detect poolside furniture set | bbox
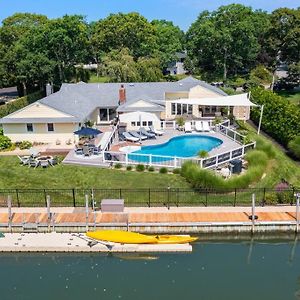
[184,121,210,133]
[122,127,164,142]
[18,154,58,168]
[75,144,101,157]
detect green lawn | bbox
[0,156,190,189]
[88,75,111,83]
[276,89,300,105]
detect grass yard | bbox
[88,75,111,83]
[276,89,300,105]
[0,156,190,189]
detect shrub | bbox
[255,137,276,159]
[288,136,300,159]
[251,87,300,147]
[136,164,145,172]
[180,149,269,189]
[159,167,168,174]
[173,168,181,174]
[198,150,208,158]
[19,141,33,150]
[0,135,12,150]
[148,166,155,172]
[114,163,122,169]
[0,128,3,135]
[0,91,43,118]
[126,165,132,171]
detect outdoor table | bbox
[36,156,53,161]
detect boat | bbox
[86,230,158,244]
[86,230,198,244]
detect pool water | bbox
[129,135,222,162]
[2,239,300,300]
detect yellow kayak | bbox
[86,230,198,244]
[86,230,158,244]
[153,235,198,244]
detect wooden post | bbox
[296,194,299,233]
[251,194,255,233]
[46,195,51,231]
[85,194,89,231]
[7,195,12,231]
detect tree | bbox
[137,56,163,82]
[151,20,185,67]
[264,8,300,67]
[92,13,158,60]
[186,4,269,81]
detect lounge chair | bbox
[138,127,156,139]
[202,121,210,132]
[129,131,148,140]
[28,159,39,168]
[122,132,139,142]
[184,122,192,133]
[195,121,203,132]
[18,155,30,165]
[148,126,163,136]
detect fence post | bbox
[296,193,300,233]
[16,189,20,207]
[7,195,12,231]
[234,188,237,207]
[148,188,151,208]
[167,187,170,209]
[174,157,177,168]
[72,189,76,207]
[291,187,295,206]
[125,153,128,165]
[205,189,208,207]
[149,154,152,166]
[85,194,89,231]
[44,189,47,207]
[263,188,266,206]
[119,189,122,199]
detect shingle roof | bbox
[3,77,227,123]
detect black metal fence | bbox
[0,188,299,208]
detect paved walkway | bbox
[0,206,298,225]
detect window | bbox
[182,104,187,115]
[171,103,176,115]
[26,123,33,132]
[47,123,54,132]
[137,121,141,126]
[131,122,136,126]
[142,121,147,126]
[188,104,193,115]
[177,103,182,115]
[148,121,153,126]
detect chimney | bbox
[119,84,126,105]
[46,83,53,97]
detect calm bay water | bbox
[1,239,300,300]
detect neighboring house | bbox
[0,86,18,105]
[166,52,187,75]
[0,76,251,145]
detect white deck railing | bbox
[216,124,245,144]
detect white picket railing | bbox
[103,142,256,169]
[216,124,245,144]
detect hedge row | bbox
[0,91,43,119]
[250,87,300,147]
[180,138,275,189]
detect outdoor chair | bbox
[122,132,139,142]
[184,122,192,133]
[48,157,58,166]
[75,148,83,155]
[148,126,163,136]
[138,127,156,139]
[195,121,203,132]
[202,121,210,132]
[129,131,147,140]
[28,159,40,169]
[40,160,49,168]
[83,146,91,157]
[17,155,29,165]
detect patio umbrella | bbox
[74,127,102,136]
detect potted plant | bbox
[176,117,185,131]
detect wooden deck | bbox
[0,210,297,225]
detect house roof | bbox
[0,117,78,124]
[0,77,227,123]
[117,97,165,113]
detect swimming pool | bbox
[129,135,222,162]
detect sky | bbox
[0,0,299,30]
